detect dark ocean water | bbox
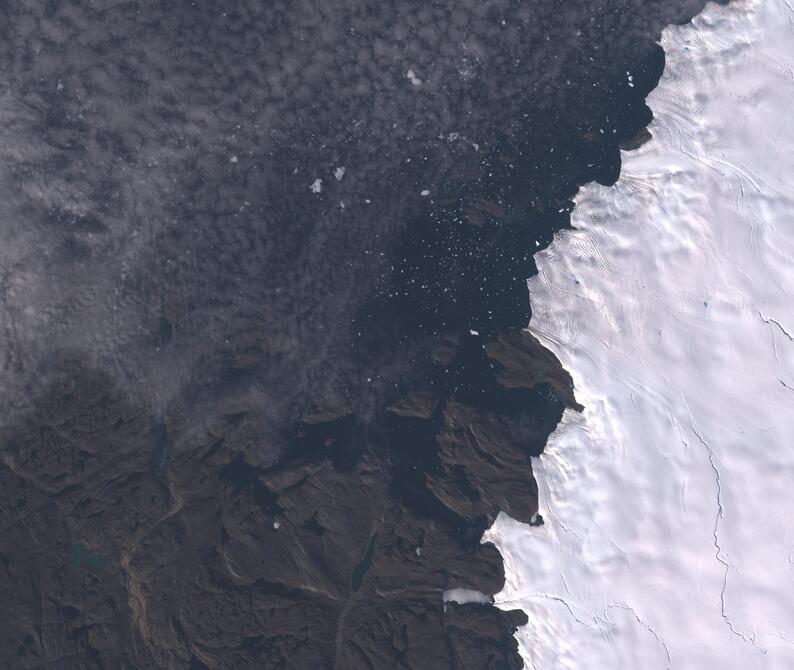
[0,1,726,667]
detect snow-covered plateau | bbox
[484,0,794,667]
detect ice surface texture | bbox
[486,0,794,667]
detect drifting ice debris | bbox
[421,189,430,196]
[469,329,479,336]
[334,166,346,180]
[406,69,422,86]
[229,155,238,163]
[310,178,323,194]
[273,520,280,530]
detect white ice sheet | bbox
[485,1,794,667]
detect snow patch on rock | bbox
[443,588,493,606]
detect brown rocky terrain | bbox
[0,0,726,667]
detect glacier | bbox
[485,0,794,667]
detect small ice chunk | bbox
[334,166,346,181]
[406,69,422,86]
[273,520,280,530]
[469,329,479,336]
[310,178,323,194]
[230,155,238,163]
[415,546,422,557]
[421,189,430,196]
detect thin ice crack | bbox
[758,310,794,341]
[496,594,594,628]
[601,603,671,669]
[691,425,765,653]
[535,459,585,544]
[768,631,794,647]
[499,595,674,666]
